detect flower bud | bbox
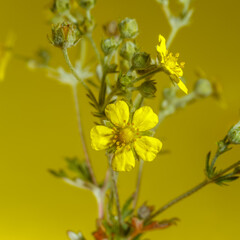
[138,80,156,98]
[132,52,151,70]
[120,41,136,60]
[52,0,70,13]
[101,37,118,55]
[118,18,138,39]
[137,203,154,220]
[194,79,213,97]
[48,22,81,49]
[228,121,240,144]
[103,21,119,37]
[119,74,132,86]
[77,0,96,9]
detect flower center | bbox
[164,52,185,77]
[119,127,135,144]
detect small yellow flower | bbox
[157,34,188,94]
[0,33,15,82]
[90,101,162,172]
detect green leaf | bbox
[48,169,67,178]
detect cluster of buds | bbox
[48,22,81,49]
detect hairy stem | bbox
[133,159,144,209]
[72,86,97,185]
[62,47,89,90]
[112,171,123,227]
[166,27,178,48]
[87,33,102,65]
[149,161,240,220]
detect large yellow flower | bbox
[90,101,162,172]
[157,34,188,94]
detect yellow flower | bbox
[157,34,188,94]
[90,101,162,172]
[0,33,15,82]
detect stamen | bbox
[175,53,179,58]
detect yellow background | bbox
[0,0,240,239]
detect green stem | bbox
[109,159,123,227]
[87,33,102,65]
[72,86,97,185]
[166,27,178,48]
[149,161,240,220]
[62,47,89,90]
[133,159,144,209]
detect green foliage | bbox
[49,157,93,183]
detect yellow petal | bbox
[90,126,114,150]
[177,80,188,94]
[134,136,162,162]
[112,147,135,172]
[105,100,129,128]
[157,34,167,62]
[132,106,158,131]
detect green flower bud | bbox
[52,0,70,13]
[228,121,240,144]
[137,204,154,220]
[120,41,136,60]
[138,80,157,98]
[119,74,132,86]
[194,79,213,97]
[101,37,118,55]
[48,22,81,49]
[132,52,151,70]
[118,18,138,39]
[77,0,96,9]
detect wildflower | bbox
[0,33,15,81]
[157,34,188,94]
[90,101,162,172]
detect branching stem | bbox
[149,161,240,220]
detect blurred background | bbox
[0,0,240,239]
